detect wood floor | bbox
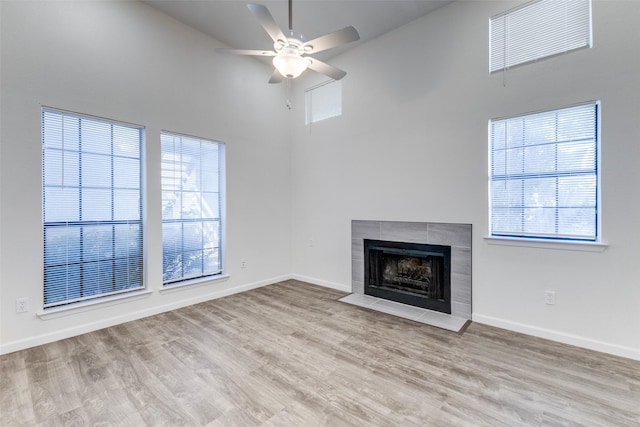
[1,280,639,426]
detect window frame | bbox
[488,101,601,243]
[305,79,342,125]
[41,107,145,310]
[160,130,226,286]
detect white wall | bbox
[0,1,292,353]
[2,0,639,361]
[290,0,640,360]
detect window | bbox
[42,109,144,308]
[161,132,225,284]
[305,80,342,125]
[490,0,592,72]
[489,102,599,241]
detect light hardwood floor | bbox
[1,280,639,426]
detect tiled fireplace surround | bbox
[347,220,472,329]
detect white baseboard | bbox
[473,313,640,362]
[0,275,290,356]
[290,274,351,293]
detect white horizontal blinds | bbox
[490,103,598,240]
[42,109,144,308]
[490,0,591,72]
[305,80,342,125]
[161,132,223,284]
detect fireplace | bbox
[364,239,451,314]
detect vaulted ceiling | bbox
[144,1,453,62]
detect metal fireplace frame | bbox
[364,239,452,314]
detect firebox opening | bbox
[364,239,451,314]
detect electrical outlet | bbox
[16,297,29,313]
[309,239,314,247]
[240,258,247,269]
[544,290,556,305]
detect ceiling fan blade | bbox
[247,4,287,43]
[268,69,283,84]
[303,26,360,54]
[307,58,347,81]
[215,48,276,56]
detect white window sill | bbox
[484,236,608,252]
[160,274,230,294]
[37,289,153,320]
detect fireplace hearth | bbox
[364,239,451,314]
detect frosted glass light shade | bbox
[273,53,309,79]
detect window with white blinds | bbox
[490,0,592,73]
[305,80,342,125]
[161,132,225,285]
[489,102,599,241]
[42,109,144,308]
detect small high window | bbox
[305,80,342,125]
[490,0,592,72]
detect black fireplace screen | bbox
[364,239,451,314]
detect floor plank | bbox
[1,280,639,426]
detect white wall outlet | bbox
[240,258,246,269]
[308,239,314,247]
[544,290,556,305]
[16,297,29,313]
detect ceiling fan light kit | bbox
[215,1,360,83]
[273,51,310,79]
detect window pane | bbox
[523,177,556,208]
[182,249,203,277]
[44,227,81,266]
[558,208,596,237]
[203,248,221,273]
[113,127,140,157]
[523,207,556,235]
[82,153,111,188]
[114,157,140,189]
[80,119,111,154]
[557,141,595,173]
[202,192,220,219]
[43,149,79,187]
[162,191,181,220]
[523,144,556,174]
[82,225,114,262]
[44,187,79,222]
[113,189,140,221]
[82,189,112,221]
[181,192,201,219]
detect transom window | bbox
[42,108,144,308]
[490,0,592,72]
[489,102,599,241]
[161,131,225,284]
[305,80,342,125]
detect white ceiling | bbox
[144,1,453,62]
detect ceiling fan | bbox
[215,0,360,83]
